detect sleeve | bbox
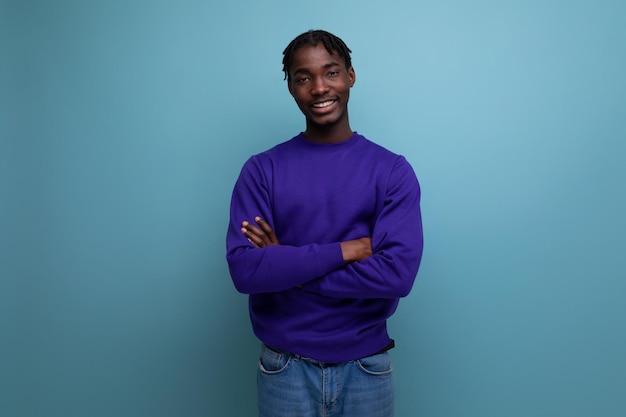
[225,155,345,294]
[300,156,423,299]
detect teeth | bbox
[313,100,334,108]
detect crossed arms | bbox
[241,216,373,263]
[235,210,421,299]
[227,155,423,299]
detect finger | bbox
[255,217,280,245]
[241,220,266,247]
[246,223,267,239]
[255,217,273,233]
[242,220,274,247]
[241,220,265,238]
[247,218,273,245]
[241,226,266,248]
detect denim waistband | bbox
[265,340,395,366]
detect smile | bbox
[312,100,336,108]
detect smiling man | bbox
[226,30,424,417]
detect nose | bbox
[311,76,329,95]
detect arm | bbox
[233,213,374,293]
[226,157,345,294]
[243,216,373,264]
[301,157,423,299]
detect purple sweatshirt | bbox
[226,132,423,363]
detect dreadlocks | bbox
[282,30,353,81]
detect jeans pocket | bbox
[258,344,292,375]
[356,352,393,376]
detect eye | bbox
[328,71,339,77]
[296,77,309,84]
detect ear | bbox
[348,67,356,87]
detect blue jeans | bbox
[257,344,394,417]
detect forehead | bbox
[290,44,345,73]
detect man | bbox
[226,29,423,417]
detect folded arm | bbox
[226,154,423,298]
[234,216,372,288]
[301,158,423,299]
[243,216,373,263]
[226,158,345,294]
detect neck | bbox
[303,120,353,145]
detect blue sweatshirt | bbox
[226,132,423,363]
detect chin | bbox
[308,113,343,126]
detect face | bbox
[287,44,356,132]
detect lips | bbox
[312,99,336,108]
[311,99,338,114]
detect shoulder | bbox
[253,135,303,161]
[355,133,411,166]
[356,133,419,182]
[241,135,301,168]
[356,133,395,153]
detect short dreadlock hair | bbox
[282,30,352,81]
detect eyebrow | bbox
[292,61,342,76]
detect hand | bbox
[241,216,280,248]
[340,237,373,263]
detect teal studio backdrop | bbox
[1,1,625,416]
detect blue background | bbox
[2,1,625,416]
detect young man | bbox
[226,30,423,417]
